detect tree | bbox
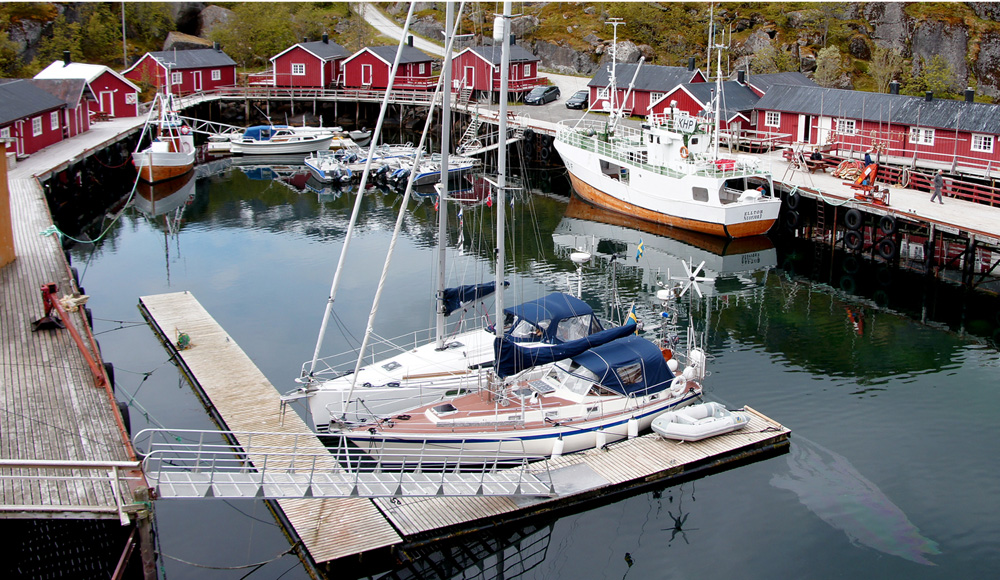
[903,54,959,98]
[750,41,797,74]
[813,45,842,87]
[32,14,82,69]
[79,3,121,65]
[209,3,298,69]
[869,45,904,93]
[124,3,174,51]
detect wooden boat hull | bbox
[132,150,195,184]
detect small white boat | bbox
[132,89,195,183]
[304,151,353,183]
[651,401,750,442]
[230,125,335,155]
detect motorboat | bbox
[304,150,353,183]
[229,125,335,155]
[651,401,750,442]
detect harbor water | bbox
[65,155,1000,579]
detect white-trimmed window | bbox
[910,127,935,145]
[51,111,60,130]
[292,63,305,76]
[211,69,221,81]
[972,134,994,153]
[419,63,426,74]
[1,127,10,139]
[32,117,43,136]
[764,111,780,128]
[597,87,609,100]
[523,63,531,76]
[835,118,856,135]
[171,71,182,85]
[650,92,665,105]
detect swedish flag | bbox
[636,238,645,262]
[626,304,639,333]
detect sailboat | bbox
[132,79,195,184]
[283,4,615,432]
[332,2,705,464]
[552,19,782,239]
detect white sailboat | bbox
[552,19,782,239]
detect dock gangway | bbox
[133,428,555,500]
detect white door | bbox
[193,71,202,91]
[361,64,372,86]
[100,91,115,116]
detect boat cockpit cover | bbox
[568,335,672,397]
[441,281,508,316]
[503,292,603,343]
[493,321,636,378]
[243,125,289,141]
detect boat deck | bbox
[139,290,790,565]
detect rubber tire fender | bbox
[877,238,897,260]
[879,215,898,235]
[787,190,800,209]
[845,208,863,230]
[845,229,863,251]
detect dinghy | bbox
[651,401,749,442]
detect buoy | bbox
[596,429,607,449]
[679,146,689,159]
[627,418,639,439]
[552,436,565,458]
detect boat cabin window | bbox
[508,316,548,340]
[555,314,599,342]
[692,186,709,202]
[552,362,600,396]
[614,362,643,385]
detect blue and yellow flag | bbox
[636,238,645,262]
[626,304,639,333]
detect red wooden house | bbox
[649,80,760,131]
[341,38,435,91]
[450,38,540,98]
[35,52,141,118]
[0,79,67,156]
[123,45,237,95]
[588,62,706,117]
[753,84,1000,173]
[270,33,349,88]
[28,78,95,138]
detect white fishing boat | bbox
[304,150,354,183]
[552,21,782,239]
[229,125,335,155]
[131,85,195,183]
[651,401,750,442]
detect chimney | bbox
[303,37,308,43]
[889,80,899,95]
[214,41,220,52]
[965,87,975,102]
[408,35,413,47]
[737,70,746,85]
[63,50,71,66]
[688,57,695,71]
[510,34,516,46]
[322,32,329,44]
[925,91,933,102]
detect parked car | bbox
[565,89,589,109]
[525,85,560,105]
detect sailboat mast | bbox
[436,3,454,349]
[494,0,511,339]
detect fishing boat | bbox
[229,125,335,155]
[552,23,782,239]
[131,86,195,183]
[651,401,750,442]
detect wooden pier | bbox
[139,290,790,570]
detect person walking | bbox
[931,169,945,204]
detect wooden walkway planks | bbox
[138,291,402,564]
[1,175,134,516]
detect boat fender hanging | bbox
[539,146,550,160]
[679,146,689,159]
[552,436,565,458]
[785,210,799,229]
[627,418,639,439]
[845,229,863,251]
[844,208,863,230]
[787,190,800,209]
[877,238,897,260]
[879,215,898,235]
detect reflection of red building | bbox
[270,34,348,88]
[124,45,237,95]
[35,53,141,118]
[341,38,435,90]
[0,79,67,156]
[450,39,540,96]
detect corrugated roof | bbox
[588,63,697,92]
[297,40,349,60]
[27,78,92,108]
[744,72,816,94]
[147,47,237,69]
[0,79,66,125]
[467,44,539,65]
[35,60,141,92]
[676,81,760,119]
[364,45,434,65]
[755,84,1000,134]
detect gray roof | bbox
[28,78,94,108]
[744,72,816,94]
[466,44,539,65]
[0,79,66,125]
[755,84,1000,134]
[295,40,349,60]
[675,81,760,120]
[363,45,433,65]
[588,64,698,92]
[145,48,237,69]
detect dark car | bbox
[525,85,560,105]
[565,89,589,109]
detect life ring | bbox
[844,208,863,230]
[787,190,801,209]
[877,238,897,260]
[784,210,799,229]
[669,375,687,396]
[900,168,911,188]
[180,126,191,135]
[845,229,863,250]
[879,215,898,235]
[679,146,689,159]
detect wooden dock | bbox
[139,290,790,568]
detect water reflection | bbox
[134,171,195,218]
[771,437,941,565]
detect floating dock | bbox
[139,291,790,570]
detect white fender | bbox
[627,418,639,439]
[552,437,565,458]
[595,429,607,449]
